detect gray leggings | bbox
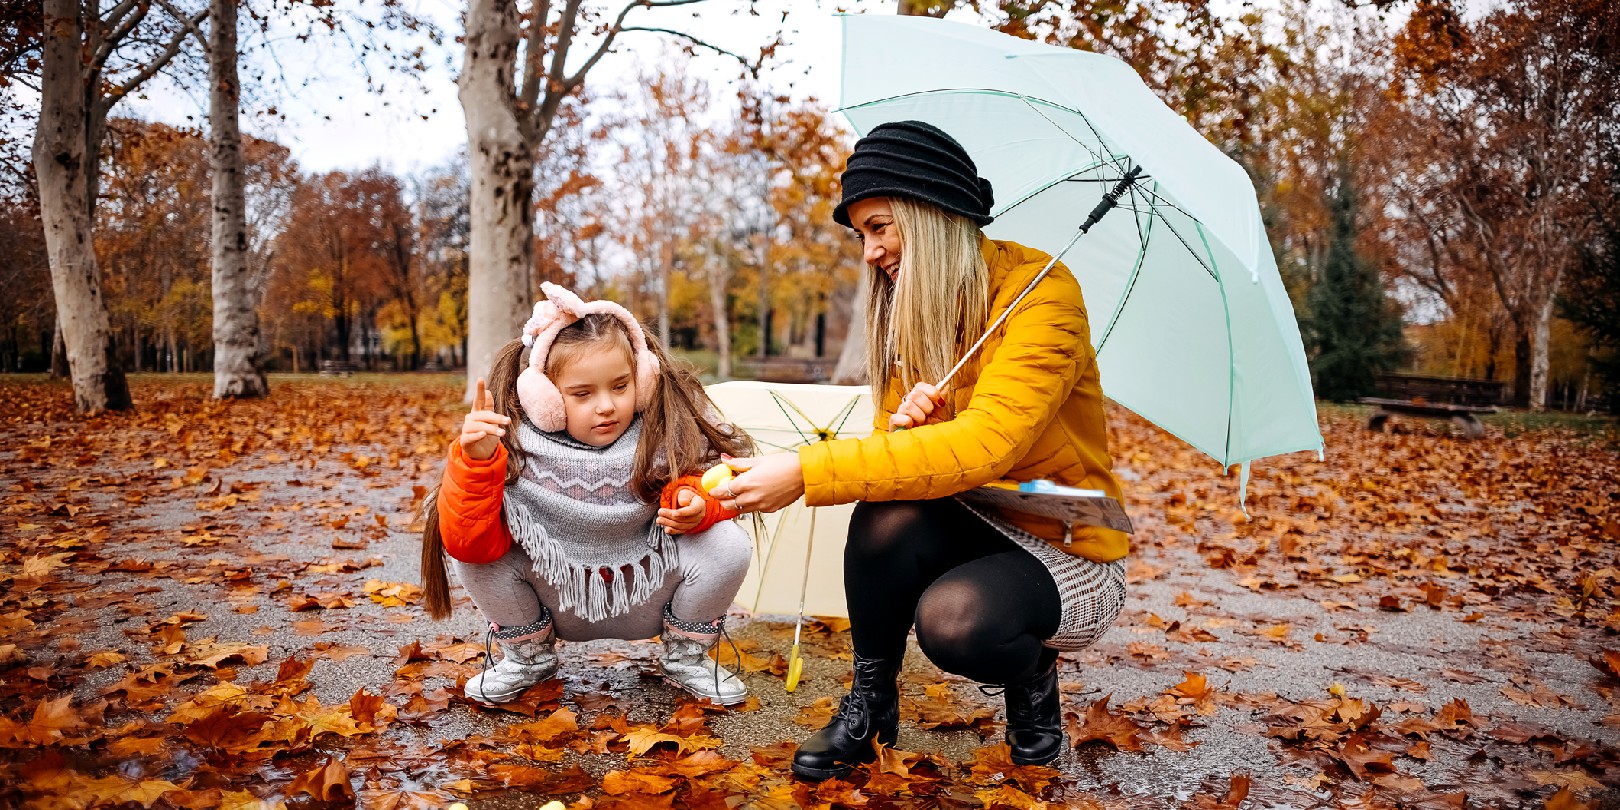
[451,521,753,642]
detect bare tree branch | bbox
[519,0,553,115]
[529,0,582,142]
[599,26,756,80]
[154,0,209,52]
[102,7,206,109]
[93,0,154,71]
[563,0,724,94]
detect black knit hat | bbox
[833,121,995,228]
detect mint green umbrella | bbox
[838,14,1323,481]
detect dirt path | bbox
[2,376,1617,809]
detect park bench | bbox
[319,360,358,377]
[1357,396,1495,438]
[1372,373,1506,407]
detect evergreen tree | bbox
[1304,156,1407,401]
[1559,153,1620,411]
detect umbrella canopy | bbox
[708,381,874,619]
[838,14,1323,471]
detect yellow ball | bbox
[700,463,733,493]
[540,803,566,810]
[447,804,469,810]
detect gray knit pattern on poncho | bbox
[501,416,675,623]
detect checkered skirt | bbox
[956,500,1128,651]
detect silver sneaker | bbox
[659,606,747,705]
[466,617,557,704]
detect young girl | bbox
[421,283,756,705]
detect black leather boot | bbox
[791,655,901,780]
[1004,658,1063,766]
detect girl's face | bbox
[551,346,637,447]
[848,197,902,282]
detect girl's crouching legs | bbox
[452,548,560,703]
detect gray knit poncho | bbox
[501,416,675,623]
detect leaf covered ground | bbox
[2,376,1619,809]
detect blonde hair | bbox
[865,197,989,414]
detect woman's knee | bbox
[913,578,1002,664]
[847,500,937,563]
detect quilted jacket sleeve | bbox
[799,273,1092,506]
[437,442,513,564]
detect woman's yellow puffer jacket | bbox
[797,237,1127,563]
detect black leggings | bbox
[844,499,1061,685]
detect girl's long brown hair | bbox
[421,317,755,620]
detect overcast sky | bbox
[111,0,913,176]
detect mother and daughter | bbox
[419,121,1128,780]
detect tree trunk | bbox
[209,0,268,399]
[458,0,535,400]
[658,238,673,350]
[830,281,869,385]
[50,321,68,378]
[1528,291,1554,413]
[33,0,131,412]
[708,266,731,380]
[1512,332,1531,408]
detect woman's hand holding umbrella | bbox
[889,382,946,431]
[707,454,805,514]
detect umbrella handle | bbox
[786,643,804,692]
[936,165,1143,392]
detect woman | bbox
[716,121,1129,779]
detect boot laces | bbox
[472,622,499,703]
[708,618,744,699]
[831,686,871,737]
[832,658,891,737]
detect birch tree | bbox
[32,0,206,412]
[457,0,746,399]
[208,0,266,398]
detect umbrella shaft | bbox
[937,166,1141,392]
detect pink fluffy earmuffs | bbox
[516,282,660,432]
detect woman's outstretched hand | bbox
[889,382,946,431]
[708,454,805,514]
[460,378,510,461]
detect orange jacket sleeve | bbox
[660,475,741,535]
[437,442,513,564]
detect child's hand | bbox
[460,378,510,461]
[888,382,945,431]
[657,487,706,535]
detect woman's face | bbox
[848,197,902,282]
